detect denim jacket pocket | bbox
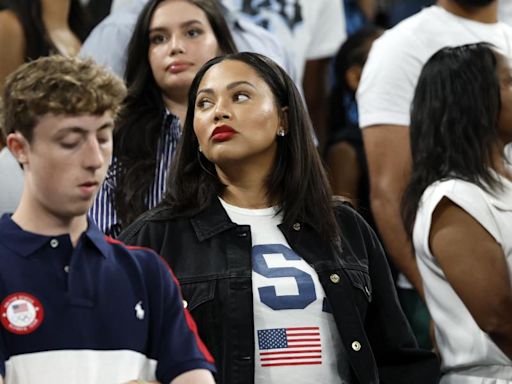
[180,279,216,311]
[343,266,373,302]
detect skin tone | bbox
[41,0,81,56]
[326,141,361,206]
[357,0,377,21]
[148,0,221,124]
[7,112,114,246]
[496,56,512,151]
[0,0,80,89]
[193,60,287,209]
[362,0,499,298]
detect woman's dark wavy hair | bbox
[402,43,504,237]
[113,0,237,227]
[2,0,91,60]
[326,26,382,148]
[163,52,339,242]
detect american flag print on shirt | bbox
[257,327,322,367]
[13,303,28,313]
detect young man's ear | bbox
[6,132,29,166]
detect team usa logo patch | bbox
[1,292,44,335]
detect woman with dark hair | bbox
[90,0,237,236]
[120,51,440,384]
[402,43,512,382]
[0,0,91,87]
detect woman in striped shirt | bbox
[90,0,237,237]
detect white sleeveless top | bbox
[413,175,512,384]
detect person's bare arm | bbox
[0,10,25,90]
[170,369,215,384]
[303,57,331,151]
[362,124,424,297]
[430,198,512,358]
[357,0,377,21]
[326,141,361,206]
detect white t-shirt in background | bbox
[221,0,346,81]
[357,5,512,129]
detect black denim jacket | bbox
[120,199,439,384]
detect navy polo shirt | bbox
[0,214,215,383]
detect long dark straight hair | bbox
[113,0,237,227]
[163,52,339,242]
[402,43,504,237]
[2,0,91,60]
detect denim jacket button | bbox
[292,222,301,231]
[330,273,341,284]
[351,341,361,351]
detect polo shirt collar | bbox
[85,219,111,258]
[0,214,110,259]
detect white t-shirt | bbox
[221,0,346,81]
[357,5,512,129]
[220,198,353,384]
[413,176,512,384]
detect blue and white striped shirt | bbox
[90,112,181,237]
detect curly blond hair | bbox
[1,55,127,141]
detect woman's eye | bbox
[186,28,203,38]
[234,93,249,102]
[149,34,167,44]
[197,99,214,109]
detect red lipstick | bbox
[211,125,236,142]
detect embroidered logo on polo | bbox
[1,292,44,335]
[134,301,145,320]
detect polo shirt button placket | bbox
[50,239,59,248]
